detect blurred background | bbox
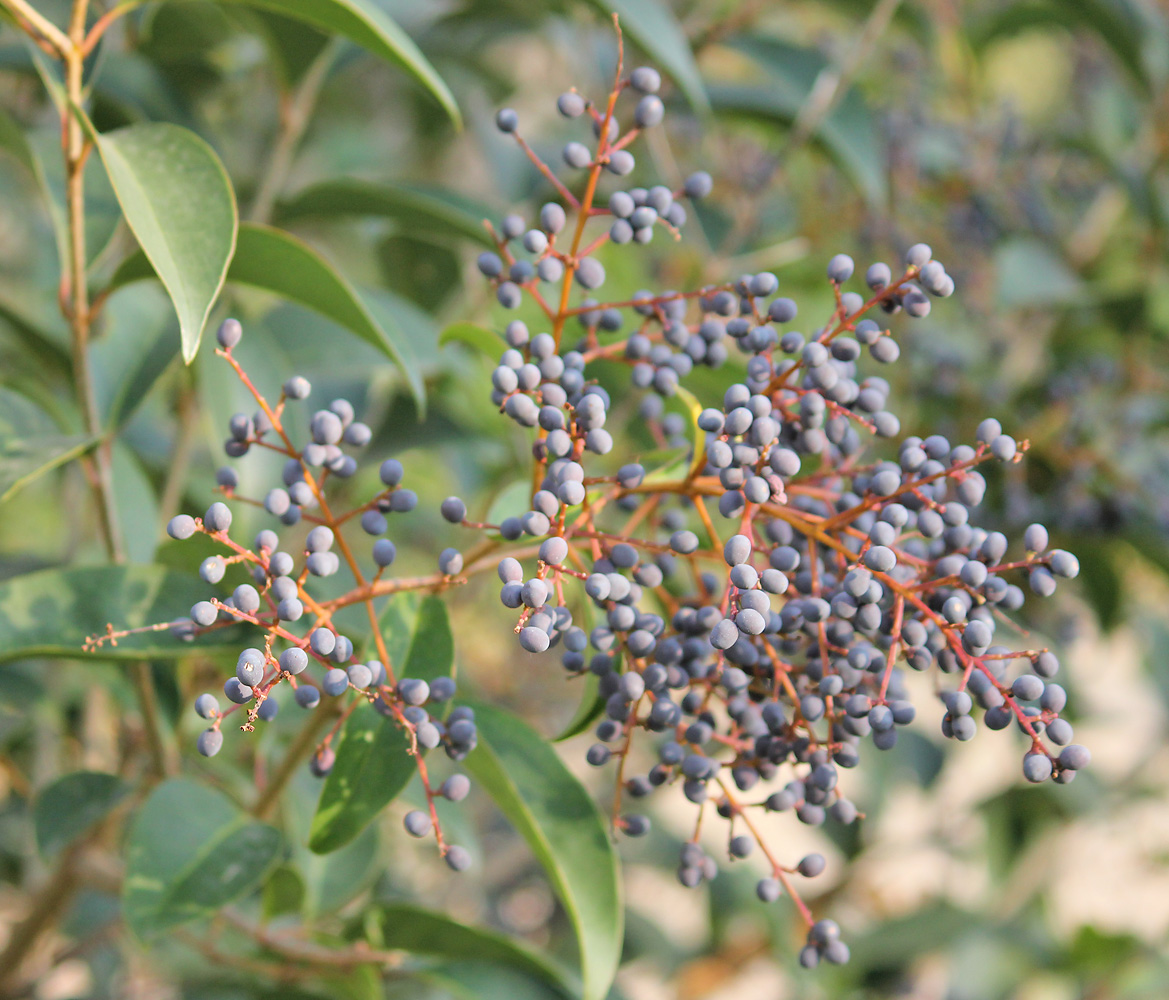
[2,1,1169,998]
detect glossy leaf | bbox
[465,702,622,1000]
[109,224,426,410]
[123,778,281,939]
[277,178,493,245]
[0,565,242,663]
[34,771,131,856]
[308,594,454,853]
[710,36,887,206]
[215,0,460,125]
[373,904,572,995]
[87,122,238,362]
[553,672,605,743]
[423,964,571,1000]
[586,0,708,111]
[359,284,434,415]
[112,442,160,565]
[439,322,507,357]
[0,434,98,504]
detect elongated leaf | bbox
[710,36,887,206]
[112,441,160,565]
[0,103,35,175]
[440,322,507,357]
[123,778,281,939]
[465,703,622,1000]
[88,122,238,362]
[309,594,453,853]
[0,434,98,504]
[277,178,493,245]
[554,672,605,743]
[372,904,572,995]
[360,285,433,416]
[0,565,242,663]
[585,0,708,111]
[424,963,572,1000]
[35,772,131,856]
[28,128,122,274]
[109,224,426,410]
[214,0,460,125]
[0,295,72,377]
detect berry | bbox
[167,514,196,540]
[204,502,232,533]
[197,729,223,757]
[216,318,242,348]
[444,845,472,872]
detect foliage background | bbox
[1,0,1168,998]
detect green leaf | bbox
[123,778,281,939]
[710,36,887,206]
[553,672,605,743]
[111,441,160,565]
[276,178,493,245]
[308,594,453,853]
[88,122,238,363]
[0,434,99,504]
[109,224,426,411]
[244,10,332,89]
[93,284,179,430]
[439,322,507,357]
[485,479,533,538]
[34,771,131,856]
[0,565,242,663]
[585,0,708,112]
[299,817,380,916]
[261,864,306,921]
[465,703,623,1000]
[0,103,36,175]
[359,285,434,416]
[28,127,122,274]
[995,238,1086,308]
[0,294,73,378]
[423,963,572,1000]
[378,234,460,311]
[373,904,572,995]
[214,0,460,125]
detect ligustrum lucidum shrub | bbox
[86,28,1087,976]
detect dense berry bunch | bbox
[89,38,1087,965]
[87,326,478,869]
[462,51,1086,963]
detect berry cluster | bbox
[89,36,1088,964]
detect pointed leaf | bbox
[586,0,708,111]
[465,702,623,1000]
[277,178,493,245]
[123,778,281,939]
[34,771,131,856]
[0,565,243,663]
[710,36,887,206]
[0,434,99,504]
[108,224,426,411]
[372,904,572,995]
[309,594,453,853]
[214,0,460,125]
[88,122,238,362]
[440,322,507,357]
